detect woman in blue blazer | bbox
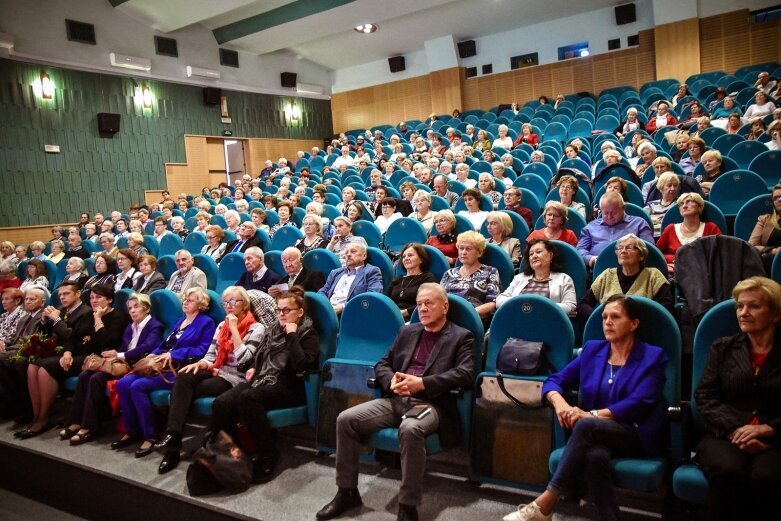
[504,294,668,521]
[114,288,215,457]
[62,292,165,445]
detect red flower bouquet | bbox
[10,333,64,362]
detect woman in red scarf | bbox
[154,286,265,475]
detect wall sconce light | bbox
[285,101,301,122]
[141,84,152,108]
[39,71,53,99]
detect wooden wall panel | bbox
[655,18,701,81]
[699,10,781,76]
[429,68,463,114]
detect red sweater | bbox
[656,222,722,263]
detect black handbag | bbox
[496,337,545,375]
[186,431,252,496]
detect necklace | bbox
[399,274,419,298]
[608,362,622,385]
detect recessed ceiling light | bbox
[354,23,378,34]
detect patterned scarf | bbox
[211,312,256,370]
[438,232,457,244]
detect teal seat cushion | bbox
[267,406,308,429]
[672,463,709,505]
[150,390,171,407]
[64,376,79,392]
[549,448,667,492]
[194,396,215,415]
[367,428,443,454]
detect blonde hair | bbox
[544,201,569,224]
[184,287,210,311]
[732,276,781,317]
[656,171,680,190]
[457,230,487,255]
[677,192,705,210]
[128,292,152,313]
[486,211,513,238]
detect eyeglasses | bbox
[277,307,300,315]
[615,245,638,252]
[773,195,781,202]
[222,298,244,307]
[206,235,216,239]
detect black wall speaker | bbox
[203,87,221,105]
[388,56,405,73]
[97,113,120,133]
[281,72,297,88]
[458,40,476,58]
[615,3,636,25]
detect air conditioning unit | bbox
[296,82,324,95]
[109,52,151,72]
[186,65,221,80]
[0,32,13,50]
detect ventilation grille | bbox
[511,52,538,70]
[220,48,239,68]
[482,64,493,75]
[154,36,178,57]
[66,19,96,45]
[465,66,478,79]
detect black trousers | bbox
[0,352,30,416]
[165,371,231,436]
[211,381,304,456]
[696,434,781,521]
[66,370,114,431]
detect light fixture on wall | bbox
[141,84,152,108]
[285,101,301,122]
[39,71,53,99]
[354,23,378,34]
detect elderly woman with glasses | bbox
[296,213,327,254]
[426,210,459,266]
[557,175,586,219]
[208,286,319,482]
[201,225,227,261]
[657,192,722,274]
[577,233,673,318]
[154,286,263,475]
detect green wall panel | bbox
[0,58,332,227]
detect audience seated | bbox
[327,217,368,267]
[270,248,325,295]
[486,211,521,268]
[748,184,781,275]
[220,221,262,262]
[577,192,654,268]
[440,231,500,320]
[504,295,668,521]
[385,243,437,319]
[316,283,474,521]
[318,242,383,314]
[497,239,577,314]
[236,247,280,293]
[578,233,673,317]
[458,188,490,230]
[426,210,459,265]
[743,91,776,120]
[645,100,678,133]
[556,176,587,219]
[644,172,681,237]
[132,254,166,294]
[296,214,327,254]
[20,259,49,292]
[166,250,207,299]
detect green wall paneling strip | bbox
[0,58,332,227]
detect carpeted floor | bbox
[0,418,660,521]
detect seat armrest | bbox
[297,369,321,380]
[449,387,465,397]
[367,377,377,388]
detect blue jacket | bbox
[318,264,384,301]
[542,339,669,456]
[151,312,216,365]
[120,316,165,365]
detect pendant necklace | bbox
[608,362,622,385]
[399,274,417,298]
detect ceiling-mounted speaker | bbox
[203,87,221,105]
[615,3,636,25]
[281,72,297,88]
[388,56,405,73]
[458,40,476,58]
[97,113,120,134]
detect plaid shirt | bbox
[247,290,278,329]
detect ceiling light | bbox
[354,23,378,34]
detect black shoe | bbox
[135,440,157,459]
[397,504,419,521]
[111,435,141,450]
[154,431,181,451]
[252,451,280,484]
[13,413,33,425]
[18,422,53,440]
[158,449,181,474]
[316,488,362,520]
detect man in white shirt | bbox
[318,243,383,314]
[331,146,354,171]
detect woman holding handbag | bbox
[208,285,320,483]
[503,295,668,521]
[63,292,163,445]
[154,286,265,475]
[113,287,215,457]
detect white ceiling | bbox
[117,0,624,71]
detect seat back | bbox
[302,249,341,279]
[264,250,284,278]
[271,226,304,251]
[150,289,184,336]
[350,220,382,248]
[205,289,227,324]
[183,232,207,255]
[552,240,588,301]
[708,170,769,218]
[142,235,159,257]
[394,244,450,281]
[480,243,514,290]
[748,149,781,189]
[660,200,728,234]
[156,254,177,280]
[734,194,773,241]
[366,247,394,290]
[335,293,405,362]
[158,234,184,258]
[192,254,219,290]
[303,292,340,425]
[485,295,574,373]
[383,217,427,252]
[216,252,246,293]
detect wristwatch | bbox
[590,409,599,417]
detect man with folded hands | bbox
[316,283,474,521]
